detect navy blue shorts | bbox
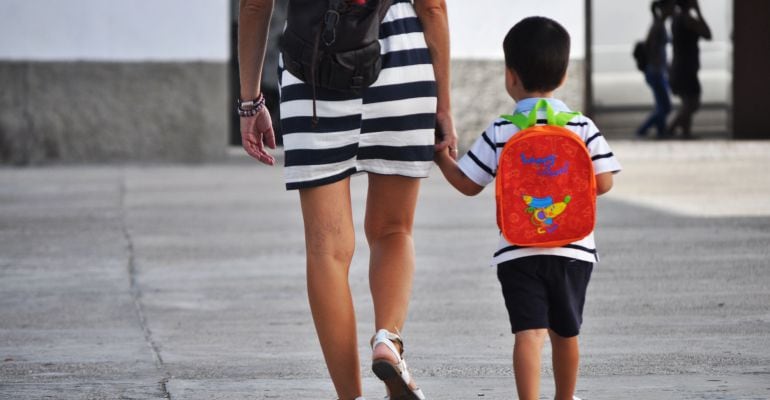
[497,256,593,338]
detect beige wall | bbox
[0,62,228,164]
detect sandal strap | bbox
[372,329,403,361]
[372,329,416,385]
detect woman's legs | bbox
[365,173,421,387]
[298,173,421,398]
[365,174,421,334]
[668,93,701,138]
[299,177,361,400]
[679,94,701,138]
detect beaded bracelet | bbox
[236,93,265,117]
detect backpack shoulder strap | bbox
[499,113,530,130]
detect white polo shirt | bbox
[457,98,622,265]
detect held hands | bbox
[241,107,276,165]
[434,111,459,160]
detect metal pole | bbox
[584,0,593,117]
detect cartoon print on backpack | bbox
[523,195,571,234]
[496,99,596,247]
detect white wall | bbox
[0,0,230,62]
[446,0,586,60]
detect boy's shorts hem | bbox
[497,255,593,338]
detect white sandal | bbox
[371,329,426,400]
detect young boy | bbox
[434,17,621,400]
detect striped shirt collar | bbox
[513,97,571,115]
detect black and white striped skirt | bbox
[278,0,437,190]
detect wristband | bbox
[237,93,265,117]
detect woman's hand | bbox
[435,111,458,159]
[238,0,275,164]
[415,0,456,158]
[241,108,276,165]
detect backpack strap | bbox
[500,99,582,129]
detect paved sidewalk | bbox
[1,141,769,399]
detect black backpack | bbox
[632,41,647,72]
[280,0,393,94]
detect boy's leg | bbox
[546,258,593,400]
[549,330,579,400]
[514,329,548,400]
[498,259,550,400]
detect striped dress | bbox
[278,0,437,190]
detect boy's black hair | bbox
[503,16,570,93]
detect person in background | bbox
[668,0,712,138]
[637,0,675,139]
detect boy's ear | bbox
[505,67,518,86]
[505,67,519,98]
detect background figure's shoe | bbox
[371,329,425,400]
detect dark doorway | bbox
[732,0,770,139]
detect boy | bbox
[434,17,621,400]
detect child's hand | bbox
[433,146,451,164]
[435,111,458,159]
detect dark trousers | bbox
[638,68,672,137]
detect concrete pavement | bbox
[1,141,769,399]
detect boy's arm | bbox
[583,118,620,195]
[596,172,613,196]
[435,148,484,196]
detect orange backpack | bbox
[495,100,596,247]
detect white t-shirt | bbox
[457,97,622,265]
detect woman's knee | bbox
[364,216,414,245]
[364,175,419,243]
[299,181,356,265]
[304,218,356,265]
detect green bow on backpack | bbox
[500,99,581,130]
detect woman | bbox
[237,1,457,399]
[637,0,674,138]
[668,0,711,138]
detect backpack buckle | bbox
[351,76,364,90]
[322,10,340,46]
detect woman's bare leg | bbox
[299,178,361,399]
[365,174,421,335]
